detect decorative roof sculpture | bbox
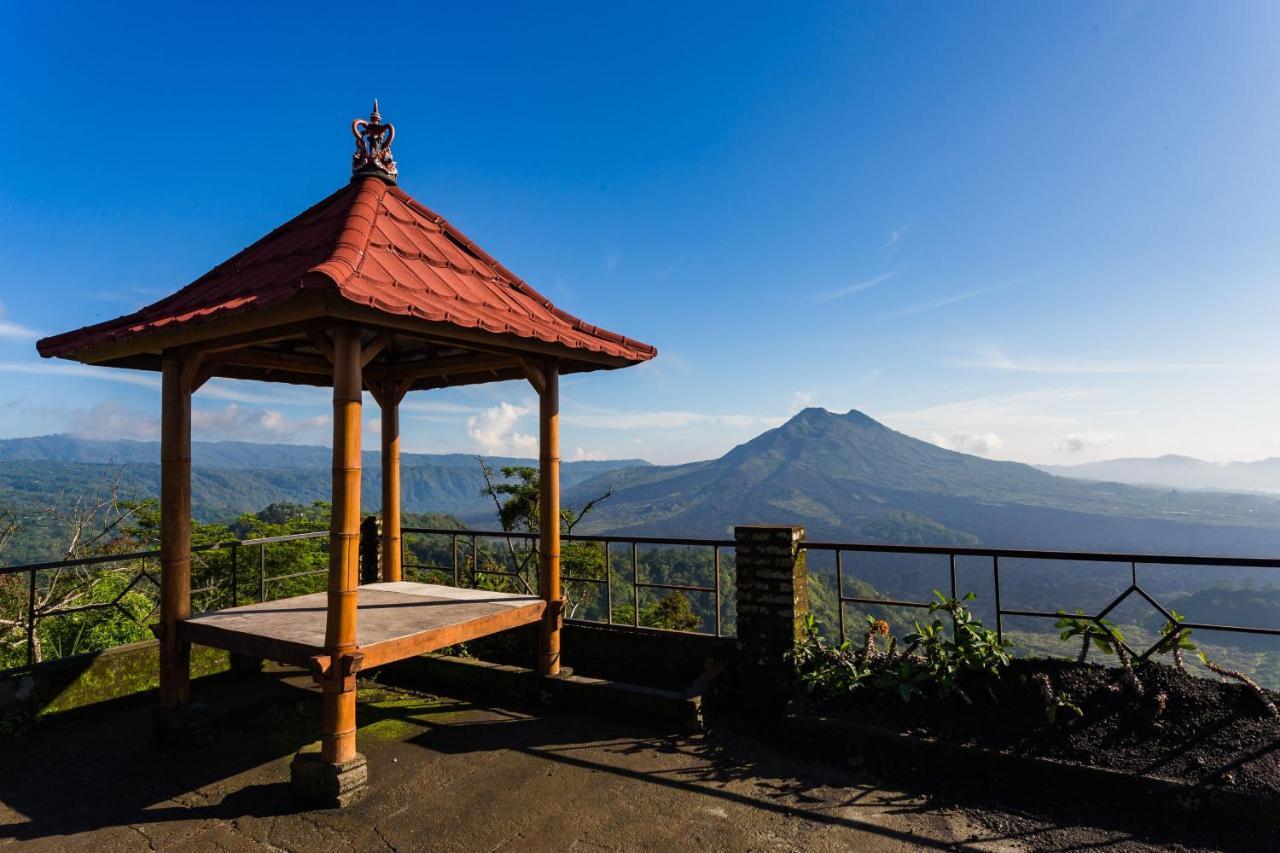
[351,100,397,183]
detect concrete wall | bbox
[0,640,230,719]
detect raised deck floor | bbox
[177,581,545,669]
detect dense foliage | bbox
[0,496,335,670]
[789,591,1012,703]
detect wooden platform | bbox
[177,581,546,670]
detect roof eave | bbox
[35,289,333,365]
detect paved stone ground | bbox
[0,670,1270,851]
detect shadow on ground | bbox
[1,667,1273,851]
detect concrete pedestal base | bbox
[290,743,368,808]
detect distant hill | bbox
[10,417,1280,562]
[0,434,646,477]
[564,408,1280,557]
[0,434,647,532]
[1039,454,1280,494]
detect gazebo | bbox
[35,103,655,804]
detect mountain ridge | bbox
[1039,453,1280,494]
[7,410,1280,559]
[0,434,649,473]
[564,408,1280,556]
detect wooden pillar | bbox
[158,353,192,709]
[537,360,562,676]
[380,382,402,582]
[322,327,363,764]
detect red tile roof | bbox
[37,177,656,364]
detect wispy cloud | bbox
[0,320,42,341]
[0,303,42,341]
[810,271,897,305]
[402,399,484,416]
[885,387,1102,432]
[954,346,1232,375]
[562,407,784,431]
[93,286,165,308]
[0,361,329,408]
[58,400,331,443]
[788,391,815,414]
[192,403,329,442]
[1056,430,1116,454]
[0,360,160,388]
[885,225,912,252]
[200,379,326,406]
[930,431,1004,457]
[68,400,159,440]
[889,283,1008,318]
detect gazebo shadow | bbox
[0,671,324,842]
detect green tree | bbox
[478,459,610,618]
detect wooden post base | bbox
[290,742,368,808]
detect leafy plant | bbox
[1197,651,1279,718]
[871,656,930,702]
[1028,672,1082,725]
[905,592,1011,702]
[1153,609,1197,671]
[788,591,1011,704]
[1055,610,1124,662]
[787,613,869,696]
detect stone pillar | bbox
[734,525,808,706]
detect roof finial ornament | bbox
[351,100,398,183]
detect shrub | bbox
[788,591,1011,703]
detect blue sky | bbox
[2,2,1279,465]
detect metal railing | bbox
[0,530,327,673]
[401,527,735,637]
[802,540,1280,660]
[9,523,1279,675]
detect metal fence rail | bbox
[802,540,1280,658]
[0,530,328,672]
[9,523,1280,676]
[401,526,735,637]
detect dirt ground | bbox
[0,669,1275,851]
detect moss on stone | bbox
[0,640,231,719]
[357,690,454,740]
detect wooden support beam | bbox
[158,353,193,709]
[212,348,334,377]
[322,326,363,765]
[189,361,217,393]
[361,332,394,367]
[537,359,562,677]
[309,330,335,363]
[379,380,405,583]
[519,357,546,395]
[178,352,206,392]
[384,353,517,383]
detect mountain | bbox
[1039,455,1280,494]
[0,435,647,526]
[0,435,646,477]
[566,408,1280,557]
[10,415,1280,560]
